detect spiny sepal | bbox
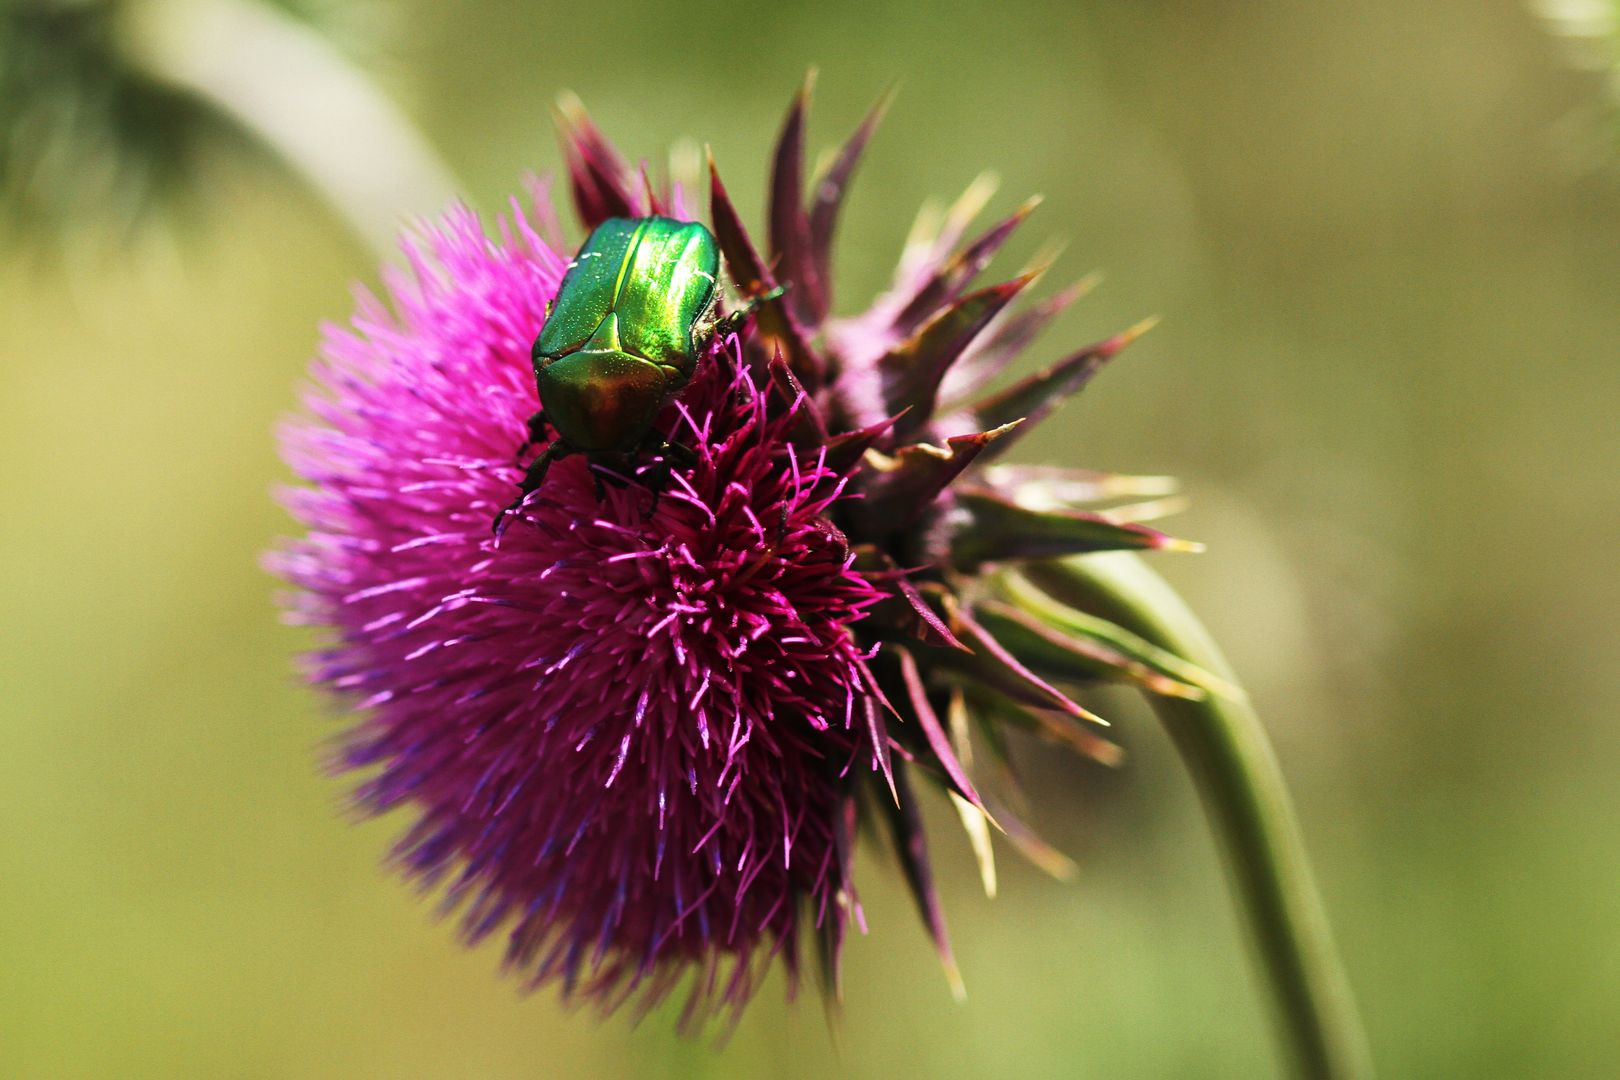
[876,275,1036,440]
[555,92,648,227]
[847,422,1022,537]
[877,759,967,1001]
[964,317,1158,463]
[946,486,1200,569]
[996,569,1244,703]
[708,152,825,386]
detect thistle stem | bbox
[1028,552,1372,1079]
[121,0,459,259]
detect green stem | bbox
[121,0,459,259]
[1027,552,1373,1079]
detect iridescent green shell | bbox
[536,216,719,380]
[533,216,719,452]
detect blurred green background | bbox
[4,1,1618,1076]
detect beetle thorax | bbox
[538,338,672,453]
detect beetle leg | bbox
[711,309,744,340]
[513,409,550,456]
[712,284,788,339]
[493,440,568,536]
[526,410,550,443]
[588,458,609,501]
[662,439,697,469]
[629,438,697,518]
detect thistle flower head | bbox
[273,81,1222,1026]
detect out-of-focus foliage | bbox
[2,2,1617,1078]
[0,0,371,248]
[0,1,207,244]
[1535,0,1620,165]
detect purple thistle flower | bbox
[272,82,1221,1027]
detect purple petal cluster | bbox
[274,194,893,1020]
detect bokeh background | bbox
[4,1,1618,1077]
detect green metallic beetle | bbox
[496,215,762,530]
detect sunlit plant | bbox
[268,82,1370,1077]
